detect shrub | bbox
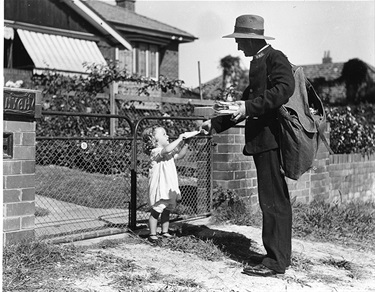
[326,103,375,155]
[31,62,197,139]
[210,187,261,226]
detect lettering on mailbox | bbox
[4,90,36,117]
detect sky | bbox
[130,0,375,88]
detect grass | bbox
[2,240,82,291]
[320,257,363,280]
[292,199,375,250]
[3,236,205,292]
[36,164,196,211]
[14,167,374,290]
[4,195,374,291]
[36,165,137,209]
[210,191,375,251]
[162,235,226,262]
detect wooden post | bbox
[198,61,203,100]
[109,82,118,137]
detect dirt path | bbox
[72,217,375,292]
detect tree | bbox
[219,55,244,101]
[339,58,372,104]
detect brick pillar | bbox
[212,124,258,207]
[3,88,41,245]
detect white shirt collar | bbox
[249,44,269,62]
[257,44,270,54]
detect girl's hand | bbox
[178,133,188,140]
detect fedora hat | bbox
[223,15,275,40]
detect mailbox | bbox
[3,87,42,159]
[3,87,42,120]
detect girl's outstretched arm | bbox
[161,133,187,155]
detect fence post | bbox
[109,82,118,137]
[3,87,42,245]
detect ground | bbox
[70,217,375,292]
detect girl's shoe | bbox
[148,234,159,243]
[161,232,173,238]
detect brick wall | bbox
[211,124,375,207]
[329,154,375,203]
[3,121,36,245]
[212,124,257,206]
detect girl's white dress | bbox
[148,146,181,207]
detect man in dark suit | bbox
[201,14,295,276]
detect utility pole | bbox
[198,61,203,100]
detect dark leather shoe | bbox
[242,264,283,277]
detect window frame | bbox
[132,43,159,79]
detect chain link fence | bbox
[35,113,134,240]
[35,104,213,240]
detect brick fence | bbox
[3,88,41,245]
[211,124,375,206]
[3,121,36,245]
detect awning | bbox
[17,29,106,75]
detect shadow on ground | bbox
[172,223,262,264]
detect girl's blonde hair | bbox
[142,126,161,155]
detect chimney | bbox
[116,0,135,11]
[322,50,332,64]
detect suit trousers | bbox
[253,148,292,273]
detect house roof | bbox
[84,1,197,43]
[61,0,132,50]
[301,61,375,82]
[301,62,344,81]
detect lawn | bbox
[36,164,198,211]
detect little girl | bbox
[142,126,190,243]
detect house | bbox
[300,51,347,104]
[301,52,375,104]
[4,0,197,91]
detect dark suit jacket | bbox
[211,45,295,155]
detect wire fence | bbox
[35,105,213,241]
[35,137,132,239]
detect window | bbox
[118,43,159,79]
[135,43,147,77]
[118,48,133,73]
[133,43,159,79]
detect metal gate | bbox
[130,116,213,230]
[35,112,212,241]
[35,112,134,240]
